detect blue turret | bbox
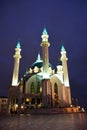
[42,28,48,35]
[61,45,66,52]
[16,40,21,49]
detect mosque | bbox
[8,28,72,113]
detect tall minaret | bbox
[60,45,69,87]
[12,41,22,86]
[40,28,50,78]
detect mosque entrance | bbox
[25,97,42,108]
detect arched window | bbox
[54,83,58,107]
[54,83,58,93]
[37,82,40,93]
[30,82,34,94]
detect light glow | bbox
[15,104,18,107]
[12,80,18,86]
[21,105,24,109]
[43,73,50,79]
[64,80,69,87]
[26,98,31,102]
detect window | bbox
[31,98,35,104]
[54,83,59,106]
[37,82,40,93]
[2,99,6,103]
[54,83,58,93]
[30,82,35,94]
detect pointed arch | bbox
[54,83,58,93]
[37,81,40,93]
[54,83,59,107]
[30,82,35,94]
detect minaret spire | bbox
[36,53,41,62]
[42,28,48,35]
[41,28,50,78]
[12,40,22,86]
[16,40,21,48]
[60,45,72,105]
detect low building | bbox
[0,96,8,113]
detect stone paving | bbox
[0,113,87,130]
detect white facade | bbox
[12,41,21,86]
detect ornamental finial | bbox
[42,28,48,35]
[16,40,21,49]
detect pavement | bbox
[0,113,87,130]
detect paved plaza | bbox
[0,113,87,130]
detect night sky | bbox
[0,0,87,108]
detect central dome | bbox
[31,53,53,69]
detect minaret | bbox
[60,45,72,105]
[40,28,50,78]
[41,28,51,107]
[12,41,22,86]
[60,45,69,87]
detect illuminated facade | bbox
[12,42,21,86]
[8,28,71,113]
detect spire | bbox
[37,53,41,61]
[16,40,21,49]
[42,28,48,35]
[61,44,66,52]
[36,53,42,62]
[41,27,50,44]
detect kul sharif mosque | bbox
[8,28,72,113]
